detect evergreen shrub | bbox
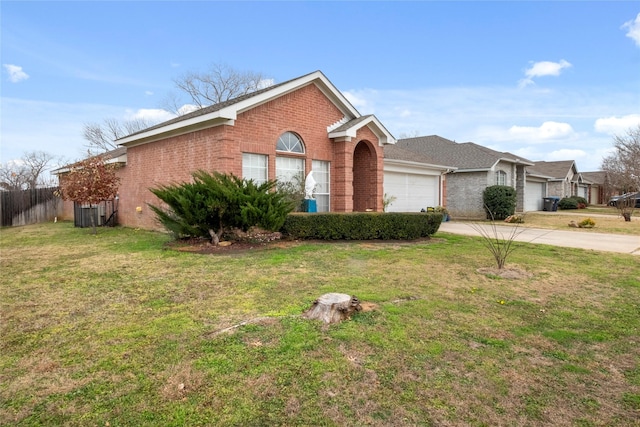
[483,185,516,220]
[558,196,588,210]
[281,212,442,240]
[149,171,294,240]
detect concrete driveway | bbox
[437,221,640,256]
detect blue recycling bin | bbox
[303,199,317,213]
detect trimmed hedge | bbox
[281,212,443,240]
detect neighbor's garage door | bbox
[384,172,439,212]
[525,181,545,211]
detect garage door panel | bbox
[384,172,438,212]
[525,182,544,211]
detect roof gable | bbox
[581,171,606,185]
[527,160,577,180]
[117,71,394,147]
[328,115,396,145]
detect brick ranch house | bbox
[59,70,438,230]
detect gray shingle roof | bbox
[395,135,532,170]
[383,144,442,165]
[527,160,576,180]
[581,171,606,185]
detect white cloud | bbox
[546,148,587,162]
[508,121,575,142]
[145,90,154,96]
[126,108,175,124]
[257,78,275,89]
[343,90,370,110]
[3,64,29,83]
[594,114,640,134]
[177,104,199,115]
[519,60,572,87]
[622,13,640,47]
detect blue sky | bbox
[2,1,639,172]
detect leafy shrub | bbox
[558,196,588,210]
[483,185,516,220]
[573,196,588,206]
[281,212,442,240]
[558,197,578,210]
[578,218,595,228]
[149,171,294,242]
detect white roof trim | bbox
[384,158,456,173]
[118,71,361,147]
[492,157,535,168]
[329,115,396,145]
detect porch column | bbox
[332,138,353,212]
[516,164,525,212]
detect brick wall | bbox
[114,83,384,229]
[445,171,490,219]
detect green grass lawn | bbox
[1,222,639,426]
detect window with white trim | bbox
[276,132,305,154]
[496,170,507,186]
[312,160,330,212]
[242,153,268,185]
[275,156,304,186]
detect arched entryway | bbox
[352,140,378,211]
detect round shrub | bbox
[558,197,579,210]
[483,185,516,220]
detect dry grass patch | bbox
[523,210,640,235]
[1,223,639,426]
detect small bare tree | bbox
[615,194,637,222]
[467,210,527,270]
[163,63,272,114]
[83,117,152,153]
[0,151,58,190]
[601,125,640,194]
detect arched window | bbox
[276,132,305,154]
[496,170,507,186]
[276,132,305,188]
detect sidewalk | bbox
[437,221,640,256]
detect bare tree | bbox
[601,125,640,193]
[83,64,271,152]
[467,209,527,270]
[162,63,272,114]
[0,151,58,190]
[83,117,152,153]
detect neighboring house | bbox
[526,160,588,200]
[393,136,534,218]
[60,71,408,230]
[581,171,608,205]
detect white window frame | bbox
[276,132,305,154]
[311,160,330,212]
[275,156,305,187]
[242,153,268,185]
[496,170,507,186]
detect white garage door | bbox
[384,172,439,212]
[525,181,545,211]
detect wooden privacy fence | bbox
[0,187,62,227]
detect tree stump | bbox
[302,293,362,324]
